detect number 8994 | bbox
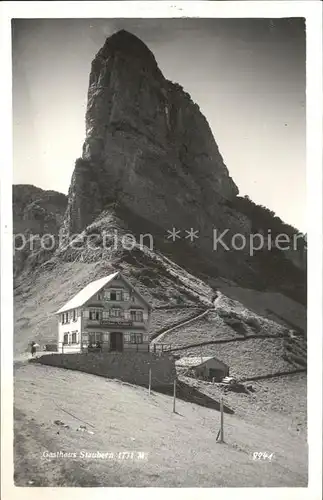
[252,452,274,461]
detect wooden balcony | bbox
[84,318,148,329]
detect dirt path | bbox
[151,308,212,344]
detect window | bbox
[110,308,124,318]
[130,310,143,322]
[130,333,143,344]
[63,333,69,345]
[89,309,101,321]
[124,333,143,343]
[106,289,123,301]
[72,309,77,322]
[88,332,102,344]
[62,312,69,324]
[123,291,130,301]
[71,331,78,344]
[143,334,149,343]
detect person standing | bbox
[30,341,36,357]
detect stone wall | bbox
[34,351,176,388]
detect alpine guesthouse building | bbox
[55,271,151,353]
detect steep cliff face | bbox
[13,185,67,277]
[13,185,67,235]
[63,30,240,243]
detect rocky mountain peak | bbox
[97,30,161,70]
[63,30,239,240]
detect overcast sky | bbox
[12,18,306,230]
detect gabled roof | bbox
[175,356,228,369]
[55,272,119,314]
[55,271,151,314]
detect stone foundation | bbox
[34,351,176,389]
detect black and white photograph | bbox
[1,1,322,498]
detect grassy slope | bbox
[155,309,287,346]
[155,312,236,344]
[14,362,307,487]
[150,306,204,336]
[180,372,307,434]
[174,338,294,379]
[213,283,306,332]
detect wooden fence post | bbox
[173,379,177,413]
[148,368,152,395]
[219,396,224,443]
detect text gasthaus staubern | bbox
[42,450,148,460]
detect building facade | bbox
[55,272,151,353]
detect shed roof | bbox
[176,356,213,368]
[175,356,228,369]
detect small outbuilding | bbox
[175,356,229,381]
